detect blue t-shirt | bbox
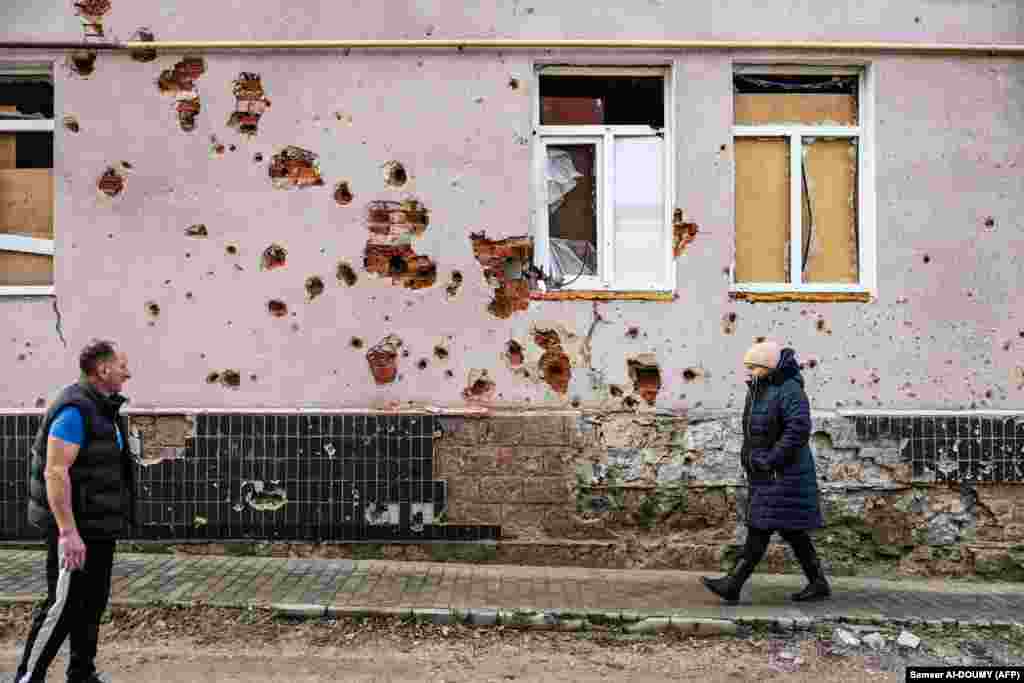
[49,406,123,450]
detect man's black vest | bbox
[28,381,136,539]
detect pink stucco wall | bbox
[2,1,1022,411]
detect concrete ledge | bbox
[269,603,326,618]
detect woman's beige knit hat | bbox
[743,340,782,369]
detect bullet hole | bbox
[249,374,259,383]
[401,348,411,358]
[185,252,191,259]
[253,153,263,163]
[985,389,994,399]
[609,385,623,397]
[97,167,124,197]
[445,369,454,379]
[623,396,639,410]
[470,232,532,319]
[446,270,463,298]
[185,291,193,300]
[384,315,391,322]
[682,366,705,383]
[225,243,238,256]
[350,337,364,350]
[290,322,300,332]
[505,340,524,367]
[366,335,402,385]
[220,370,241,388]
[434,345,449,360]
[206,371,221,384]
[462,370,496,401]
[383,161,408,187]
[417,358,429,370]
[228,73,270,136]
[914,16,921,23]
[984,216,996,229]
[210,136,226,157]
[69,50,97,77]
[130,27,157,62]
[754,335,767,343]
[145,301,160,318]
[1003,340,1012,352]
[814,319,832,335]
[34,397,46,409]
[721,311,737,335]
[336,261,358,286]
[388,255,407,275]
[63,116,80,133]
[229,144,237,152]
[305,275,325,301]
[626,327,640,339]
[508,77,520,90]
[672,209,700,258]
[261,243,287,270]
[922,254,931,264]
[571,397,581,408]
[269,146,324,188]
[720,144,727,152]
[157,57,206,132]
[267,299,288,317]
[333,181,354,205]
[807,358,819,369]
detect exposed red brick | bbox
[269,146,324,188]
[97,167,124,197]
[157,57,206,132]
[533,329,561,351]
[366,336,402,385]
[506,340,524,367]
[539,349,572,395]
[469,232,533,319]
[628,359,662,405]
[672,209,699,258]
[363,244,437,290]
[462,370,497,401]
[228,73,270,136]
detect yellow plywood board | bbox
[802,139,859,284]
[0,250,53,286]
[735,138,789,283]
[0,169,54,239]
[735,93,857,126]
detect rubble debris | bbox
[862,633,886,650]
[366,335,402,384]
[833,628,861,648]
[269,146,325,188]
[240,480,287,511]
[470,232,532,319]
[227,73,270,136]
[156,57,206,132]
[896,631,921,649]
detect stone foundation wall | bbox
[435,412,1024,579]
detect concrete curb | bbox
[1,596,1021,636]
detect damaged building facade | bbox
[1,1,1023,579]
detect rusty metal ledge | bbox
[730,291,872,303]
[531,291,675,302]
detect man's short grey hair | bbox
[79,339,117,377]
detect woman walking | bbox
[702,340,830,603]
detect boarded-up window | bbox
[0,72,54,291]
[733,70,861,287]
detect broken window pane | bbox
[734,74,857,126]
[734,138,789,283]
[801,138,859,283]
[540,76,664,126]
[547,144,598,280]
[613,137,666,288]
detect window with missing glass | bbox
[731,65,876,297]
[0,65,55,295]
[533,67,673,292]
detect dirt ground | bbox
[0,604,1019,682]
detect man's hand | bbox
[59,527,86,570]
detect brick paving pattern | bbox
[1,550,1022,624]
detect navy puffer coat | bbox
[741,348,823,530]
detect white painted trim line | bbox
[0,234,54,255]
[536,125,661,136]
[732,125,860,137]
[0,285,53,296]
[0,119,55,132]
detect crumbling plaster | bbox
[0,3,1022,412]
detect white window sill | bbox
[729,284,873,302]
[0,286,55,296]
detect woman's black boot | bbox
[701,558,756,603]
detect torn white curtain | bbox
[546,148,582,211]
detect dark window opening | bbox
[734,74,857,96]
[540,75,664,127]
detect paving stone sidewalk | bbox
[1,550,1022,628]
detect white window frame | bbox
[730,64,876,297]
[0,64,55,297]
[532,65,675,292]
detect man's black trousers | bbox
[15,529,115,683]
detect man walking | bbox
[15,340,135,683]
[701,340,831,603]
